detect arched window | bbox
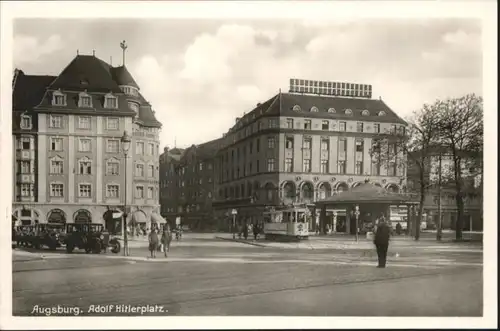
[361,109,370,116]
[292,105,301,112]
[283,181,296,199]
[47,209,67,223]
[344,109,353,115]
[318,182,332,200]
[264,183,275,202]
[310,106,319,112]
[336,182,349,193]
[378,111,386,116]
[301,182,314,201]
[327,107,336,113]
[74,209,92,223]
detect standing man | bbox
[374,214,391,268]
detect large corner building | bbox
[12,52,163,231]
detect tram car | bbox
[263,205,311,242]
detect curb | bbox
[215,236,268,248]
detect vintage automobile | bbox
[30,223,66,250]
[13,225,36,247]
[65,223,121,254]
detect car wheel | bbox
[109,239,121,254]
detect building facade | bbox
[212,91,408,233]
[12,53,163,231]
[159,140,220,230]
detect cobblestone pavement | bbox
[12,236,483,317]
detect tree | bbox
[435,94,483,241]
[371,103,441,240]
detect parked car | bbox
[65,223,120,254]
[29,223,66,250]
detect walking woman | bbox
[161,224,172,257]
[148,227,159,258]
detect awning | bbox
[151,213,167,224]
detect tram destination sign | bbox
[289,78,372,99]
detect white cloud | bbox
[13,34,63,64]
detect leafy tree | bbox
[435,94,483,240]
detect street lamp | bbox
[121,130,131,256]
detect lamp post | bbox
[121,130,131,256]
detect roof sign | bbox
[289,78,372,99]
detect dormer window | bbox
[78,91,92,108]
[310,106,319,112]
[378,111,386,116]
[361,109,370,116]
[128,102,139,114]
[344,109,353,115]
[52,90,66,106]
[292,105,301,112]
[328,108,336,113]
[20,114,32,130]
[105,93,118,109]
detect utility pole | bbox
[437,152,443,241]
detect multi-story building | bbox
[212,80,408,233]
[159,139,220,230]
[407,147,482,231]
[12,52,163,231]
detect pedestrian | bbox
[148,228,159,258]
[161,224,172,257]
[395,222,402,235]
[243,222,249,240]
[373,215,391,268]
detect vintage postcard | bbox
[0,1,497,329]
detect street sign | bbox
[231,209,238,215]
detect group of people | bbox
[236,223,263,241]
[147,223,181,258]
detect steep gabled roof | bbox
[49,55,122,93]
[279,93,407,124]
[111,65,139,88]
[12,70,55,111]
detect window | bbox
[339,139,347,152]
[339,121,346,131]
[199,162,204,171]
[50,159,63,174]
[105,95,118,108]
[50,115,63,128]
[135,186,144,199]
[344,109,353,115]
[81,95,92,108]
[303,159,311,173]
[292,105,301,112]
[107,118,119,130]
[20,184,33,197]
[357,122,364,132]
[355,161,363,175]
[20,137,31,150]
[136,142,144,155]
[320,160,328,173]
[389,162,397,176]
[322,120,329,130]
[268,118,278,128]
[79,139,91,152]
[208,191,213,198]
[267,137,275,149]
[50,183,64,197]
[256,160,260,172]
[285,158,293,172]
[337,161,346,174]
[286,118,294,128]
[356,140,364,152]
[78,116,91,130]
[267,158,275,172]
[107,140,120,153]
[78,158,92,175]
[361,109,370,116]
[20,115,31,129]
[106,185,119,198]
[374,123,380,133]
[285,137,294,149]
[148,187,154,199]
[310,106,319,112]
[303,138,312,150]
[321,138,329,151]
[328,107,336,113]
[79,184,91,198]
[50,138,63,151]
[135,164,144,177]
[378,111,386,116]
[304,120,311,130]
[391,124,397,134]
[106,160,119,175]
[53,91,66,106]
[148,165,154,177]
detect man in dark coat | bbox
[374,217,391,268]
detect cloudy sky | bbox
[13,18,482,149]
